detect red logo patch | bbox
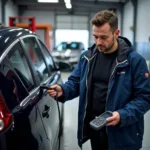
[145,72,149,78]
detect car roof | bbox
[0,26,36,57]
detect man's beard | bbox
[97,36,115,53]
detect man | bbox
[48,10,150,150]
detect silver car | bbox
[51,41,85,69]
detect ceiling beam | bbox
[72,1,122,9]
[15,0,124,15]
[14,0,122,9]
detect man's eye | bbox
[101,37,107,40]
[94,36,98,39]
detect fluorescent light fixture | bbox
[64,0,72,9]
[65,3,72,9]
[38,0,59,3]
[64,0,70,3]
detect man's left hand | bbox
[106,111,120,126]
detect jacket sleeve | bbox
[117,55,150,127]
[60,51,86,101]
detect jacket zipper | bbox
[106,58,128,108]
[106,58,119,109]
[105,58,128,134]
[81,54,97,141]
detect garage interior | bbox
[1,0,150,150]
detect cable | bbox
[40,85,62,150]
[54,93,61,150]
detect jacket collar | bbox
[85,36,133,63]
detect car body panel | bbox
[0,27,63,150]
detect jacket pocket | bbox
[114,124,142,148]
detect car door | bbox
[21,36,62,150]
[2,41,51,150]
[37,39,63,116]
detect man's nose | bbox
[96,38,103,45]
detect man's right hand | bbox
[47,84,63,97]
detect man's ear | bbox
[115,29,120,38]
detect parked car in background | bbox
[0,27,64,150]
[51,41,85,69]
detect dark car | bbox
[0,27,64,150]
[51,41,85,68]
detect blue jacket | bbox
[61,37,150,150]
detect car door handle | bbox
[42,105,51,118]
[49,71,60,85]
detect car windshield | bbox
[56,42,80,51]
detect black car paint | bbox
[0,27,63,150]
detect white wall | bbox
[122,0,134,44]
[136,0,150,42]
[5,0,18,26]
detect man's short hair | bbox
[90,10,118,32]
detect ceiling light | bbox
[38,0,59,3]
[65,3,72,9]
[64,0,70,3]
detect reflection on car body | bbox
[0,27,64,150]
[52,41,85,68]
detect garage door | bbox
[56,15,88,30]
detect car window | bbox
[8,42,35,92]
[38,40,55,74]
[22,37,49,82]
[56,42,67,51]
[56,42,80,51]
[70,42,79,49]
[0,69,28,111]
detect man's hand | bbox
[47,84,63,97]
[106,111,120,126]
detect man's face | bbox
[92,23,119,53]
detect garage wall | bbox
[122,0,134,44]
[136,0,150,60]
[134,1,150,149]
[23,10,55,26]
[23,10,55,49]
[23,10,89,49]
[89,12,96,47]
[56,15,89,49]
[136,0,150,42]
[5,0,18,26]
[56,15,88,30]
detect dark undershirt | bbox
[91,50,118,117]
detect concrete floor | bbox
[60,72,150,150]
[60,72,91,150]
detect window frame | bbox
[20,35,53,85]
[0,58,29,110]
[36,38,57,74]
[7,41,36,92]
